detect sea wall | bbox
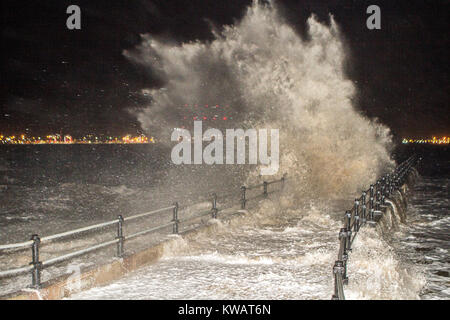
[378,168,420,233]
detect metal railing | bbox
[0,174,287,290]
[331,155,420,300]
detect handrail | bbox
[0,174,287,290]
[0,265,34,278]
[126,222,175,241]
[41,220,119,243]
[42,239,120,268]
[331,155,420,300]
[124,205,176,222]
[0,240,33,251]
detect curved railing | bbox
[0,174,287,290]
[331,155,420,299]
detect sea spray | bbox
[125,1,394,198]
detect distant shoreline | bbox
[0,142,151,145]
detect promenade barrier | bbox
[0,174,287,290]
[331,155,420,300]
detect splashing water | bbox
[125,1,394,198]
[69,194,426,300]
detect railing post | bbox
[388,173,394,194]
[376,180,381,210]
[361,192,366,225]
[339,228,349,284]
[240,186,246,209]
[30,234,41,289]
[392,174,398,190]
[173,202,179,234]
[263,181,268,198]
[389,174,392,194]
[376,190,381,211]
[332,260,345,300]
[339,228,347,253]
[345,211,352,252]
[385,174,390,196]
[211,193,218,219]
[342,252,348,285]
[369,185,374,209]
[116,215,124,257]
[354,199,360,232]
[369,184,374,220]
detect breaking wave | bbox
[125,1,393,198]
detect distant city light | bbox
[0,133,155,145]
[402,136,449,145]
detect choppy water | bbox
[0,144,246,245]
[1,145,448,299]
[69,175,448,300]
[392,177,449,299]
[70,199,344,300]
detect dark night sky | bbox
[1,0,448,138]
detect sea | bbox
[0,144,448,299]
